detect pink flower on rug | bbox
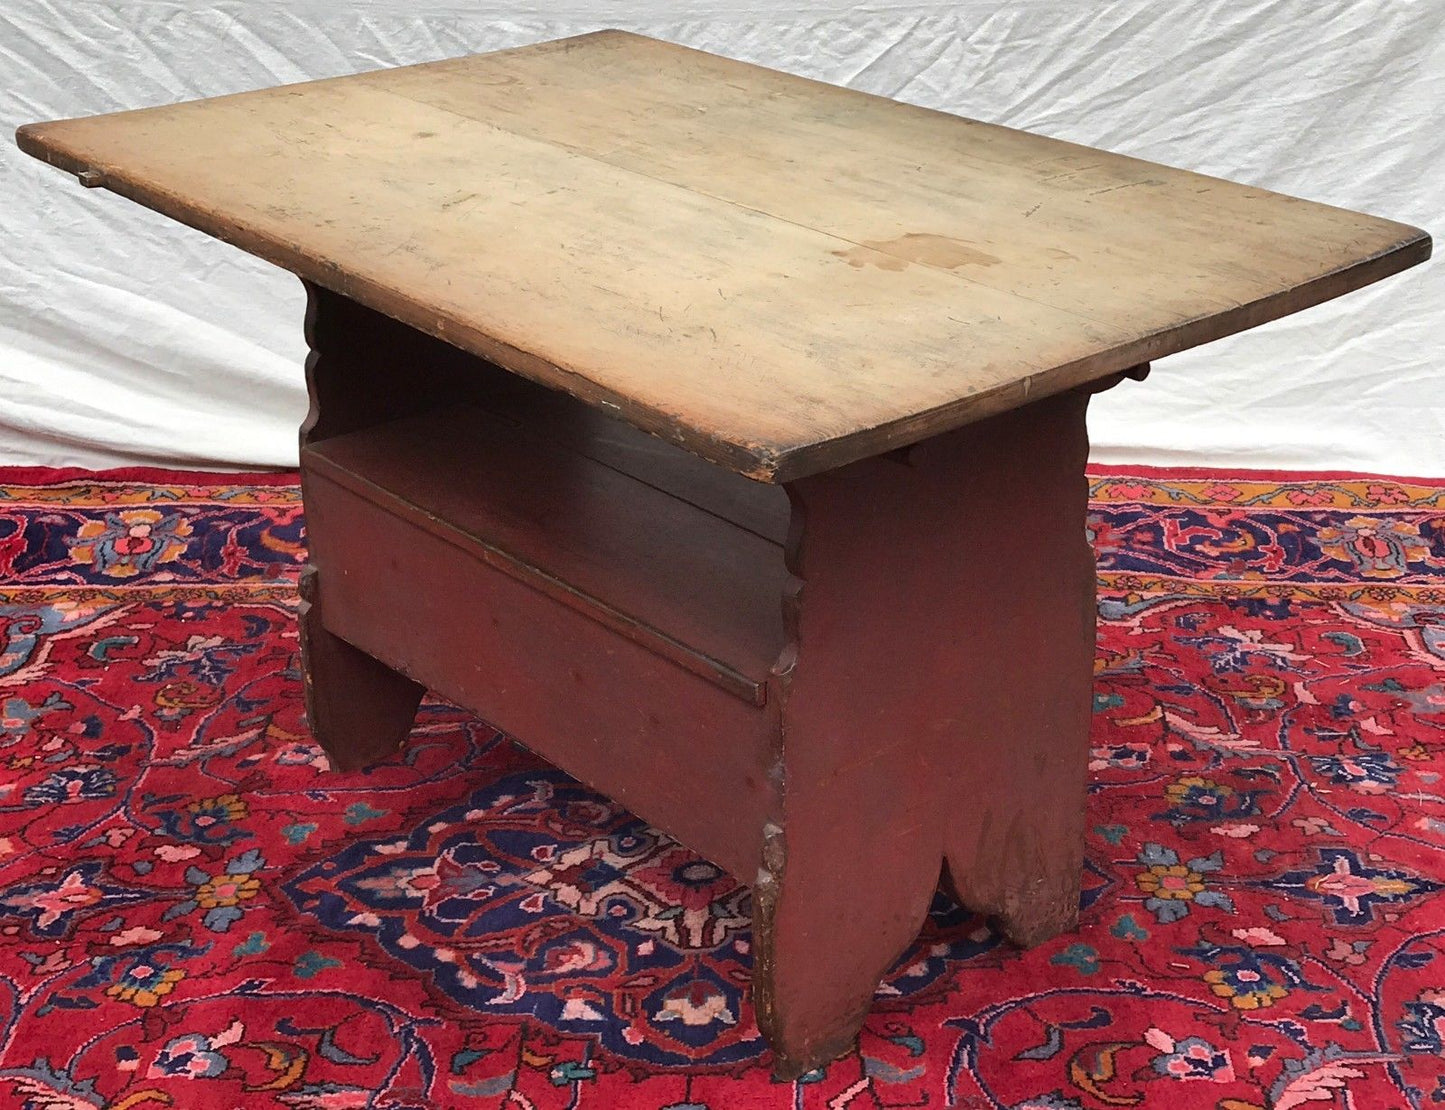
[154,845,201,862]
[1365,483,1410,504]
[1232,927,1286,947]
[1144,1027,1235,1081]
[1285,487,1336,506]
[11,869,102,928]
[110,926,163,946]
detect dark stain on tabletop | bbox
[833,232,1001,272]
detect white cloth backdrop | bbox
[2,1,1441,473]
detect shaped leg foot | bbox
[297,567,424,771]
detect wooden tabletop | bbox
[18,31,1430,482]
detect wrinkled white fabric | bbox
[2,1,1441,471]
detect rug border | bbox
[0,463,1442,487]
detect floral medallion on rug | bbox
[0,465,1442,1108]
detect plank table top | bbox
[17,30,1430,481]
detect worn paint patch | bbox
[832,232,1001,271]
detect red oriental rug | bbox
[0,465,1443,1109]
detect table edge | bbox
[772,227,1431,481]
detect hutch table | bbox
[18,30,1430,1077]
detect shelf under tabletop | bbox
[301,405,792,703]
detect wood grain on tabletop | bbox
[16,30,1431,481]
